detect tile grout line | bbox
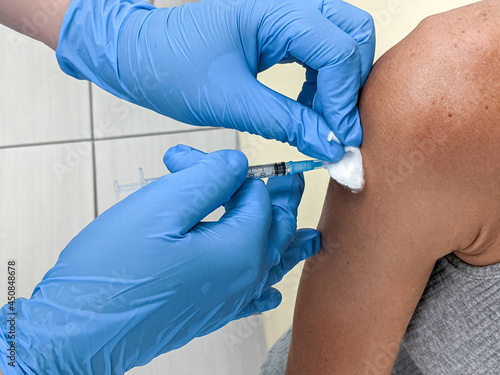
[89,83,99,219]
[93,126,224,142]
[235,128,242,152]
[0,138,93,150]
[0,127,226,150]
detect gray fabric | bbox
[392,345,423,375]
[260,328,292,375]
[260,254,500,374]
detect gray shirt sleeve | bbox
[260,254,500,375]
[394,254,500,374]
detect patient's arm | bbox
[286,1,500,374]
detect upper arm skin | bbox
[286,2,500,374]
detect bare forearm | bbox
[0,0,71,49]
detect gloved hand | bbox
[56,0,375,161]
[0,145,320,375]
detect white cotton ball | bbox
[325,131,365,193]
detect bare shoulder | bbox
[286,4,499,374]
[355,0,500,266]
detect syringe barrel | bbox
[246,162,287,179]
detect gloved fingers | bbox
[189,178,271,240]
[266,4,367,147]
[236,79,345,162]
[263,229,321,291]
[222,178,271,234]
[236,288,282,319]
[321,0,376,86]
[267,173,305,226]
[312,1,375,147]
[187,180,271,286]
[156,147,248,234]
[297,1,375,111]
[297,66,318,109]
[264,174,305,266]
[313,54,362,147]
[163,144,207,173]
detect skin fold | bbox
[286,1,499,374]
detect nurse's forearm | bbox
[0,0,71,49]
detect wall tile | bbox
[126,316,268,375]
[91,85,196,139]
[94,128,239,214]
[0,26,91,146]
[0,142,95,301]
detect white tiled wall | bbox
[0,142,95,300]
[91,85,195,139]
[94,129,236,214]
[0,25,91,146]
[1,26,266,374]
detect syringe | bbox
[246,160,325,179]
[114,159,326,200]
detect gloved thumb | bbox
[154,145,248,234]
[236,288,283,320]
[163,144,208,173]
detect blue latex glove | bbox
[56,0,375,161]
[0,145,320,374]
